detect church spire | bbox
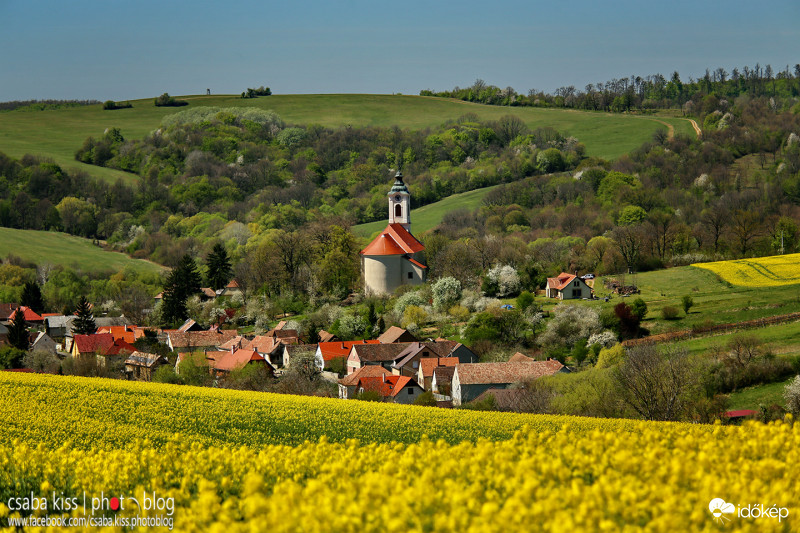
[388,171,411,232]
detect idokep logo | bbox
[709,498,789,525]
[708,498,735,525]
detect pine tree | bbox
[20,281,45,314]
[161,254,202,325]
[7,309,30,351]
[206,243,232,291]
[72,296,96,335]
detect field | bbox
[0,94,696,184]
[0,227,162,274]
[693,253,800,288]
[587,264,800,335]
[353,185,498,238]
[729,378,793,410]
[1,372,798,532]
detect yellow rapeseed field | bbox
[1,373,797,532]
[693,253,800,287]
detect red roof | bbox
[338,365,392,386]
[318,340,380,363]
[9,306,44,322]
[214,348,267,372]
[419,357,460,378]
[407,257,427,269]
[546,272,577,290]
[74,333,114,355]
[356,374,418,398]
[725,409,759,418]
[96,326,136,344]
[361,223,425,256]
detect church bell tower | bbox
[388,171,411,232]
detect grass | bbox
[353,185,498,237]
[584,265,800,335]
[728,378,792,410]
[673,320,800,358]
[0,94,696,184]
[0,227,163,274]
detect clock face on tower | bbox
[395,195,401,201]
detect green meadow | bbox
[0,94,695,184]
[353,185,498,238]
[0,227,163,274]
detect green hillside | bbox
[0,227,163,274]
[0,94,695,184]
[353,185,498,237]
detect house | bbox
[545,272,593,300]
[315,340,380,372]
[360,172,427,295]
[44,315,75,343]
[354,374,424,404]
[96,325,136,344]
[508,352,535,363]
[124,351,169,381]
[0,303,18,322]
[280,344,319,370]
[346,343,411,375]
[377,326,417,344]
[431,366,456,397]
[417,357,459,390]
[391,341,477,378]
[177,319,204,333]
[30,332,57,354]
[8,306,44,326]
[216,279,242,299]
[213,348,274,378]
[318,330,338,342]
[338,365,392,399]
[219,335,247,352]
[451,360,569,406]
[199,288,217,301]
[166,330,239,352]
[243,333,300,367]
[175,351,219,375]
[71,333,115,358]
[0,323,7,346]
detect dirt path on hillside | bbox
[687,118,702,137]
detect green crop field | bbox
[0,227,163,274]
[0,94,695,184]
[729,378,793,411]
[353,185,498,238]
[569,264,800,335]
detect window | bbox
[408,388,413,395]
[412,361,419,368]
[572,289,580,297]
[395,204,402,217]
[574,280,579,286]
[408,272,413,279]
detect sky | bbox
[1,0,799,101]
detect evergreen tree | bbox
[72,296,97,335]
[161,254,202,325]
[206,243,232,291]
[20,281,45,314]
[7,310,30,351]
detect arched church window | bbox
[395,204,402,217]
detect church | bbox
[360,172,427,295]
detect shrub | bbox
[402,305,428,329]
[630,298,648,321]
[394,290,426,315]
[539,303,601,348]
[682,295,694,315]
[483,264,521,297]
[152,365,182,385]
[661,306,680,320]
[516,291,534,311]
[413,391,438,406]
[784,376,800,417]
[154,93,188,107]
[587,330,618,349]
[103,100,132,110]
[432,277,462,311]
[596,344,626,369]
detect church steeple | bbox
[388,171,411,232]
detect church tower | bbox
[360,171,427,295]
[388,171,411,232]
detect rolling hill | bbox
[0,94,696,184]
[0,227,163,274]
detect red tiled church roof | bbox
[361,223,425,256]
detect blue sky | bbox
[1,0,798,101]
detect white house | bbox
[545,272,593,300]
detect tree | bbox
[162,254,202,324]
[783,375,800,417]
[432,277,462,311]
[613,344,698,421]
[20,281,45,314]
[612,225,644,273]
[7,310,30,351]
[700,203,728,254]
[72,296,96,335]
[206,243,232,291]
[729,209,762,257]
[681,295,694,315]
